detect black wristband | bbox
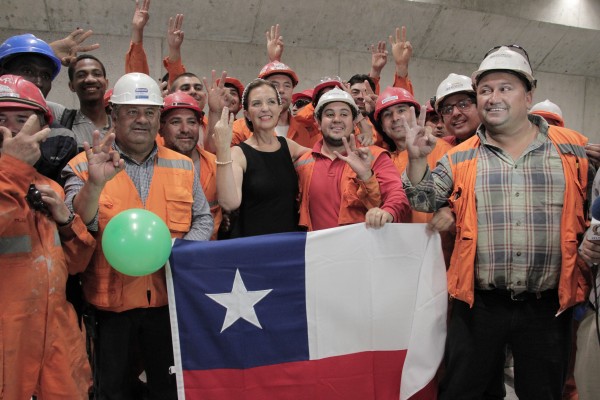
[57,212,75,227]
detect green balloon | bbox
[102,209,172,276]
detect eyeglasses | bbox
[440,98,474,116]
[484,44,532,68]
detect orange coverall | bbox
[0,154,96,399]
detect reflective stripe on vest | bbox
[54,230,61,246]
[157,158,193,170]
[294,156,315,168]
[450,148,478,165]
[73,162,89,174]
[0,235,32,254]
[556,143,587,158]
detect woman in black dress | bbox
[214,79,309,238]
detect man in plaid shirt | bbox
[403,45,592,399]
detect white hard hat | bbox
[530,99,562,118]
[314,87,359,119]
[110,72,163,106]
[472,45,536,89]
[530,99,564,127]
[434,73,474,111]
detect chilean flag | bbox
[166,223,447,400]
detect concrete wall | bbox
[1,0,599,140]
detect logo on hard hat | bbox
[261,62,287,74]
[135,87,149,99]
[381,95,398,105]
[0,84,18,98]
[446,82,464,91]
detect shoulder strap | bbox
[59,109,78,130]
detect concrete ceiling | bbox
[1,0,599,78]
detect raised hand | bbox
[333,134,374,181]
[205,70,231,113]
[266,24,284,62]
[0,115,49,165]
[213,106,235,152]
[83,130,124,187]
[404,105,436,159]
[370,40,388,76]
[50,28,100,67]
[389,26,412,77]
[363,79,378,114]
[167,14,184,52]
[132,0,151,34]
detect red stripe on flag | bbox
[182,350,411,400]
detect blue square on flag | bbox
[169,232,309,370]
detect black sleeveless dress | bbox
[230,136,299,238]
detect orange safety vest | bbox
[69,145,195,312]
[295,146,385,231]
[446,126,590,312]
[195,145,222,240]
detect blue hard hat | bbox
[0,34,61,80]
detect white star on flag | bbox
[206,269,273,333]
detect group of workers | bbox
[1,1,599,399]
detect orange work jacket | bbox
[295,146,386,231]
[445,126,590,312]
[69,145,195,312]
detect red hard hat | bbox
[162,92,203,119]
[0,74,53,125]
[258,61,299,87]
[313,78,344,100]
[216,77,245,99]
[425,102,436,115]
[292,89,313,104]
[374,86,421,121]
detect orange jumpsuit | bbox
[0,154,95,399]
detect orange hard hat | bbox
[216,77,245,99]
[258,61,299,87]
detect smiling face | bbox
[476,71,532,133]
[440,93,480,141]
[112,104,160,159]
[68,58,108,104]
[243,83,282,133]
[318,101,354,148]
[160,108,200,158]
[380,103,412,142]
